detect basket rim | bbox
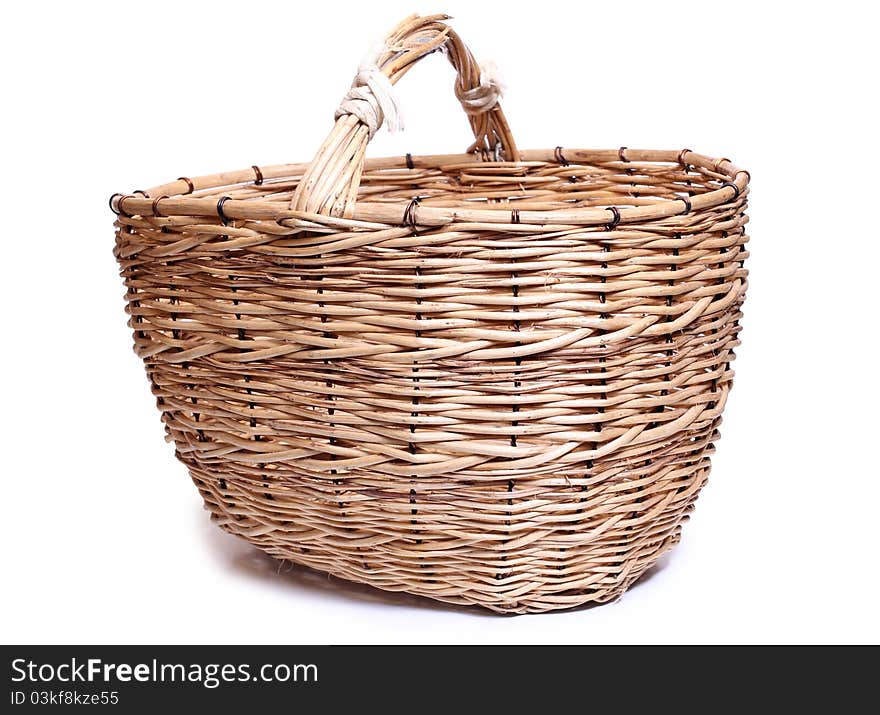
[112,147,748,230]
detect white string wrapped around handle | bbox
[335,43,404,138]
[455,61,504,115]
[335,45,504,137]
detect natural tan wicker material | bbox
[113,14,750,613]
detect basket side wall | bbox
[114,155,748,612]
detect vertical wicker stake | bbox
[112,13,750,613]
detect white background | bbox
[2,0,878,644]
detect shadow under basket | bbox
[112,13,750,614]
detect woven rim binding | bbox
[112,149,748,228]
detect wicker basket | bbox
[112,14,750,613]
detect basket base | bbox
[219,520,686,614]
[189,449,711,614]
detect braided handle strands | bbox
[112,13,750,613]
[291,13,519,217]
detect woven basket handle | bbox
[290,13,520,217]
